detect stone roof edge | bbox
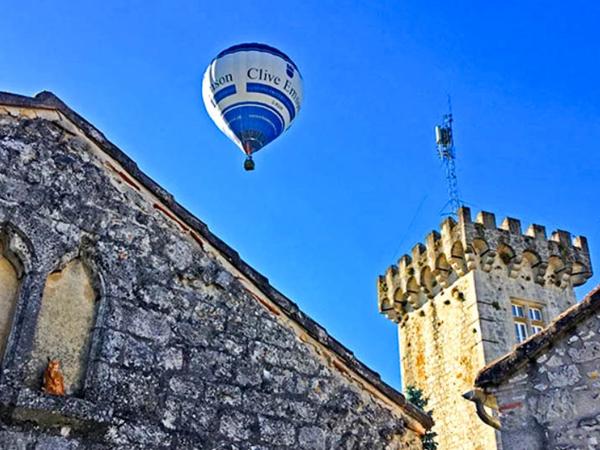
[475,285,600,388]
[0,91,433,430]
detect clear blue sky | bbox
[2,1,599,389]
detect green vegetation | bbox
[406,386,438,450]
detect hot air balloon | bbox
[202,43,303,170]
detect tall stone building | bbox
[0,91,433,449]
[377,207,592,449]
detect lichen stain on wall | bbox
[414,350,426,381]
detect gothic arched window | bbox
[31,258,98,395]
[0,240,20,359]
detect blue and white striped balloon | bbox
[202,43,303,170]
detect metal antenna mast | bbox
[435,97,462,215]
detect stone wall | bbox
[0,105,427,449]
[479,303,600,449]
[473,269,576,363]
[398,272,498,450]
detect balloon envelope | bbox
[202,43,303,158]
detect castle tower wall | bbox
[399,270,492,449]
[378,207,592,450]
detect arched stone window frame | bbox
[0,222,36,381]
[26,241,106,398]
[0,226,111,429]
[78,245,108,399]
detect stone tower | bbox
[377,207,592,450]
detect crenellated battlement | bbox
[378,207,592,323]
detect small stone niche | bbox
[0,241,20,359]
[31,258,98,395]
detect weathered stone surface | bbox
[298,425,326,449]
[0,95,429,448]
[478,288,600,449]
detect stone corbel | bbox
[508,256,523,279]
[433,269,450,289]
[558,264,573,289]
[449,256,467,277]
[464,249,477,271]
[533,262,548,285]
[480,251,496,272]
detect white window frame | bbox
[529,307,542,322]
[512,304,525,318]
[511,300,546,344]
[514,322,528,343]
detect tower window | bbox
[528,307,542,322]
[514,322,528,343]
[511,304,525,318]
[511,300,545,344]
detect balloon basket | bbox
[244,157,255,171]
